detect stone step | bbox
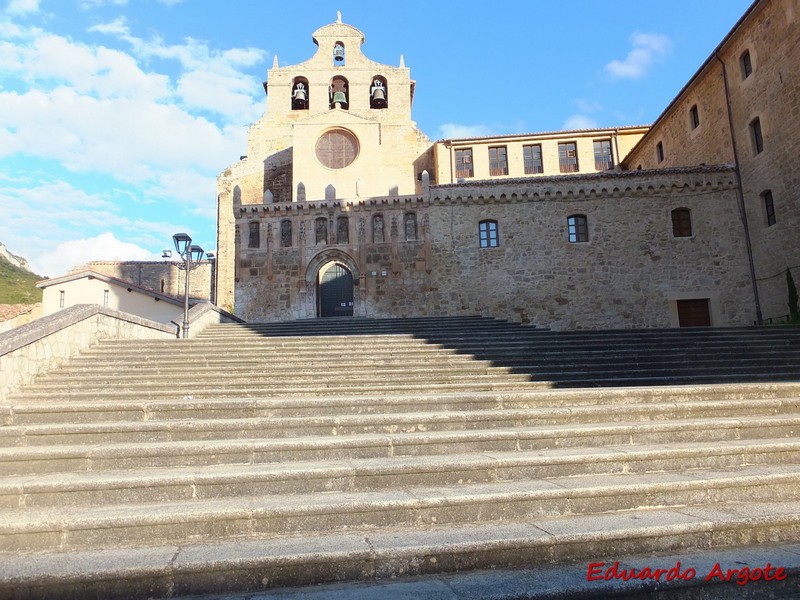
[1,432,799,478]
[2,500,798,599]
[2,465,800,555]
[1,406,798,447]
[5,384,800,422]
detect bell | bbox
[333,43,345,62]
[292,85,307,109]
[332,91,347,108]
[371,87,386,108]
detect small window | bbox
[656,141,664,163]
[59,290,65,308]
[315,217,328,245]
[404,213,417,241]
[103,289,109,307]
[455,148,474,179]
[690,105,700,130]
[763,190,776,226]
[248,221,260,248]
[488,146,508,176]
[337,216,349,244]
[558,142,578,173]
[567,215,588,243]
[593,140,613,170]
[741,50,752,79]
[523,144,543,174]
[671,208,693,237]
[479,220,499,248]
[751,117,763,154]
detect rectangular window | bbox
[488,146,508,176]
[248,221,260,248]
[523,144,543,174]
[593,140,613,171]
[741,50,752,79]
[690,105,700,129]
[567,215,588,243]
[671,208,693,237]
[455,148,474,179]
[479,220,499,248]
[103,289,109,307]
[763,190,776,226]
[59,290,65,308]
[656,141,664,163]
[751,118,763,154]
[558,142,578,173]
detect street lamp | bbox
[172,233,204,338]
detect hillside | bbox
[0,257,43,304]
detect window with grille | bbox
[567,215,588,243]
[479,220,499,248]
[671,208,693,237]
[488,146,508,176]
[455,148,474,179]
[559,142,578,173]
[523,144,543,174]
[593,140,613,170]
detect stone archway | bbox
[305,249,360,318]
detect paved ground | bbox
[177,543,800,599]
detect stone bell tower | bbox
[215,13,433,313]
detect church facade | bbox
[216,0,796,329]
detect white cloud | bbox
[34,233,158,276]
[563,114,599,130]
[436,123,495,139]
[78,0,128,9]
[605,33,672,80]
[6,0,40,15]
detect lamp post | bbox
[173,233,204,339]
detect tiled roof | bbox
[0,304,39,322]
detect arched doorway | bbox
[318,262,354,317]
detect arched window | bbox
[370,76,388,109]
[671,208,692,237]
[291,77,309,110]
[330,76,348,109]
[567,215,588,243]
[479,220,499,248]
[248,221,260,248]
[280,220,292,248]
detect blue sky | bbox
[1,0,754,277]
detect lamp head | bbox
[172,233,192,256]
[189,244,205,264]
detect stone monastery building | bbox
[216,0,798,330]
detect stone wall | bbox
[80,261,214,302]
[233,167,756,329]
[0,304,175,400]
[622,0,800,322]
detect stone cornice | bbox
[236,195,429,218]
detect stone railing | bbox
[0,302,242,400]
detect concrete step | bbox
[2,500,800,599]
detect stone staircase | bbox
[1,317,800,598]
